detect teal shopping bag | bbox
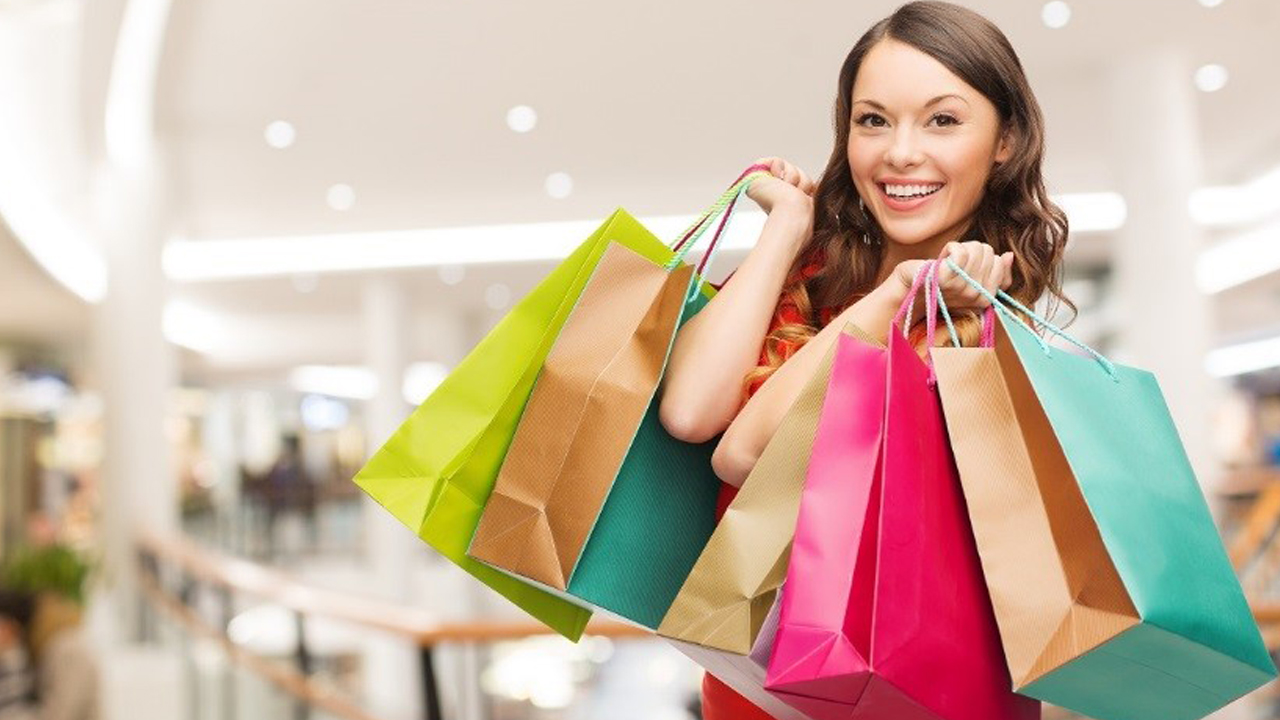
[934,260,1276,720]
[564,284,721,628]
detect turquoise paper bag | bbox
[939,260,1276,720]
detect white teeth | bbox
[883,183,942,198]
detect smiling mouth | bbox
[877,183,945,200]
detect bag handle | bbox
[892,260,962,345]
[671,163,772,254]
[937,258,1119,381]
[666,164,772,300]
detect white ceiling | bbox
[5,0,1280,378]
[0,222,88,348]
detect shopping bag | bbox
[467,172,762,629]
[357,163,770,639]
[931,259,1276,720]
[766,265,1037,720]
[355,212,651,640]
[564,372,720,628]
[667,590,817,720]
[656,337,837,654]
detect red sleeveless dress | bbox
[700,251,837,720]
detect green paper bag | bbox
[355,209,662,640]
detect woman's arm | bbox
[657,199,812,443]
[710,277,908,487]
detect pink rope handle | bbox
[892,260,936,329]
[672,162,774,253]
[981,306,996,347]
[924,266,939,347]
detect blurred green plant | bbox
[0,544,91,604]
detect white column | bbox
[92,154,178,642]
[360,276,423,719]
[1104,47,1248,720]
[1105,47,1219,485]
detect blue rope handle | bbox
[929,262,961,348]
[942,258,1119,380]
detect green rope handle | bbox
[943,258,1119,381]
[664,169,770,271]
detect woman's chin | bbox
[881,230,940,248]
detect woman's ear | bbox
[994,127,1015,164]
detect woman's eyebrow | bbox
[853,93,970,110]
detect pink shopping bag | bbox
[765,263,1037,720]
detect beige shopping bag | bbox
[657,334,841,654]
[666,592,816,720]
[468,242,695,590]
[931,319,1140,689]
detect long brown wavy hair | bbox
[744,1,1072,394]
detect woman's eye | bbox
[854,112,886,127]
[855,112,959,128]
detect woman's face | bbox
[847,38,1012,251]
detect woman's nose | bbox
[885,127,924,169]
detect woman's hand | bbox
[745,156,816,215]
[892,241,1014,312]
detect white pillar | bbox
[1105,47,1219,486]
[92,154,178,642]
[360,276,423,719]
[1105,47,1249,720]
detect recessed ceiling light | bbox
[507,105,538,133]
[545,172,573,199]
[1194,64,1229,92]
[1041,1,1071,28]
[264,120,296,149]
[326,183,356,211]
[438,264,466,285]
[1198,0,1224,7]
[485,283,511,310]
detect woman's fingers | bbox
[794,167,815,195]
[752,156,815,195]
[976,245,998,299]
[998,252,1015,290]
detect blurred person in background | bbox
[0,590,96,720]
[262,433,318,555]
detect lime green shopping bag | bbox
[936,260,1276,720]
[355,166,768,640]
[356,210,658,639]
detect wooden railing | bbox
[135,530,649,720]
[139,469,1280,720]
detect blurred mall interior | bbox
[2,0,1280,718]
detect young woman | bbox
[656,2,1071,717]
